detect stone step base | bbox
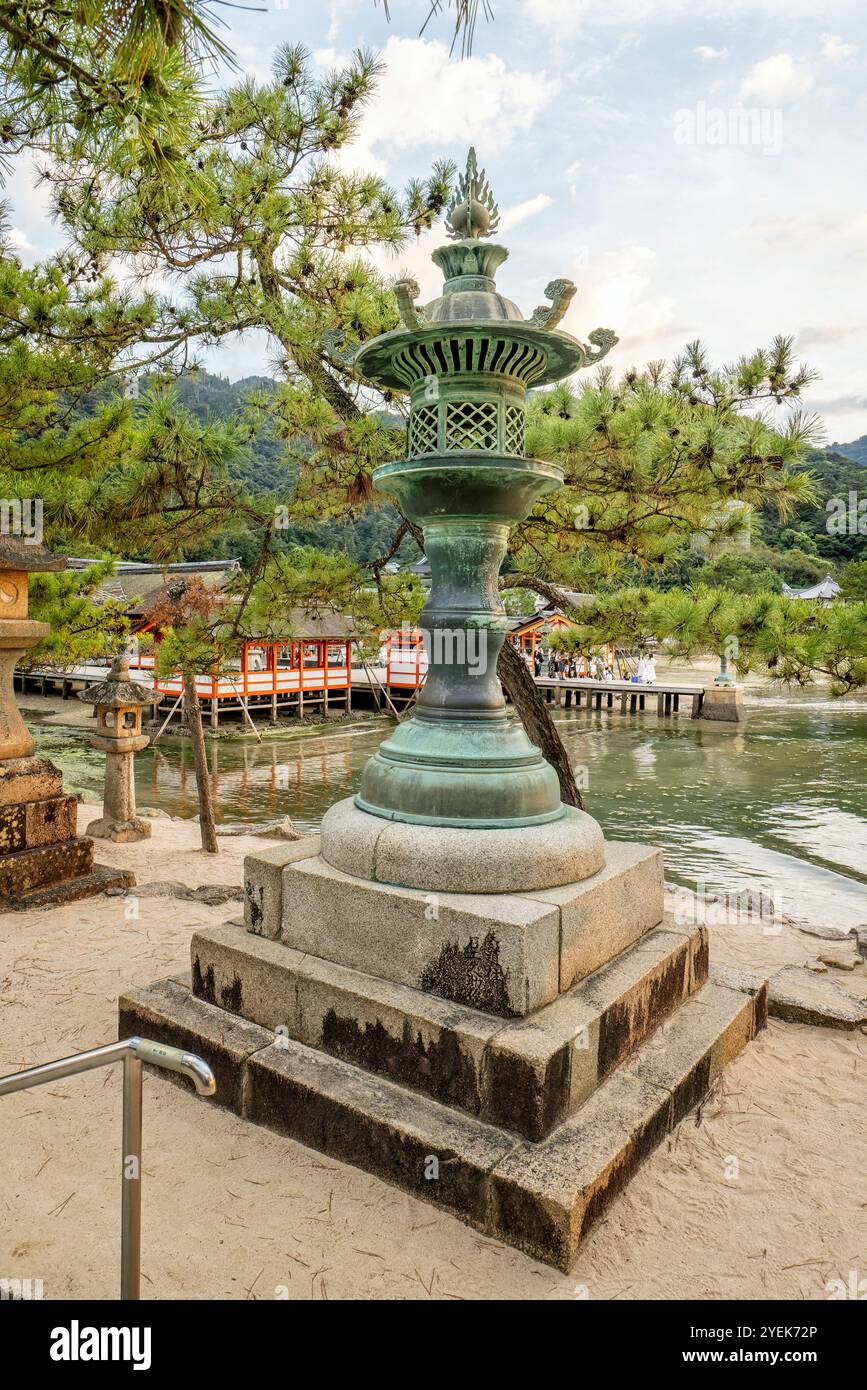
[189,914,708,1141]
[0,756,63,808]
[0,794,78,854]
[1,862,134,911]
[261,838,664,1017]
[0,835,94,898]
[118,972,765,1270]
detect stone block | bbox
[116,961,760,1270]
[246,1037,516,1229]
[243,836,320,938]
[524,841,665,991]
[699,685,746,723]
[710,963,769,1032]
[7,862,134,910]
[282,853,560,1016]
[118,977,273,1114]
[24,795,78,848]
[191,922,503,1115]
[482,924,701,1139]
[0,795,78,853]
[0,802,24,854]
[767,963,867,1030]
[0,835,93,900]
[625,983,755,1125]
[0,756,63,807]
[488,1070,672,1269]
[191,922,306,1034]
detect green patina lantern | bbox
[321,150,618,891]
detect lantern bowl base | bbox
[319,795,605,894]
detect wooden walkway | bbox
[535,676,705,717]
[15,663,706,721]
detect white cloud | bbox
[739,54,815,105]
[694,46,729,62]
[499,194,553,233]
[7,227,36,264]
[342,37,557,172]
[819,34,857,63]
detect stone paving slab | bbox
[767,963,867,1030]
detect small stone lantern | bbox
[80,653,154,842]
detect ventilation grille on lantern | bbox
[392,335,546,389]
[444,401,498,451]
[407,405,438,456]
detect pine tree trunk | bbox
[183,670,219,854]
[497,637,585,810]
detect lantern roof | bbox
[0,536,66,572]
[353,148,618,392]
[79,652,153,708]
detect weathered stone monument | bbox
[120,152,766,1267]
[0,538,133,909]
[79,653,153,842]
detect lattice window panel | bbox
[444,400,498,451]
[504,405,525,456]
[408,405,439,456]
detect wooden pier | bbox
[15,663,706,723]
[534,676,705,717]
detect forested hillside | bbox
[135,372,867,592]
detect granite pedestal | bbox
[119,827,766,1268]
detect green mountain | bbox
[830,434,867,467]
[142,372,867,587]
[167,371,416,568]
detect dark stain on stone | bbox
[419,932,514,1017]
[192,957,216,1004]
[597,946,687,1082]
[578,1099,670,1241]
[247,1053,491,1225]
[485,1044,570,1141]
[692,929,710,989]
[597,998,636,1080]
[490,1170,569,1270]
[671,1049,712,1126]
[245,883,263,932]
[320,1008,479,1112]
[753,982,768,1033]
[220,973,243,1014]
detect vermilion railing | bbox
[152,639,352,700]
[386,630,428,688]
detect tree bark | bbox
[497,637,584,810]
[183,669,219,853]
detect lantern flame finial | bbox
[445,146,500,241]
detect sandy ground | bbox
[1,807,865,1302]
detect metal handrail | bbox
[0,1036,216,1300]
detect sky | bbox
[7,0,867,443]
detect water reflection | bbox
[28,697,867,933]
